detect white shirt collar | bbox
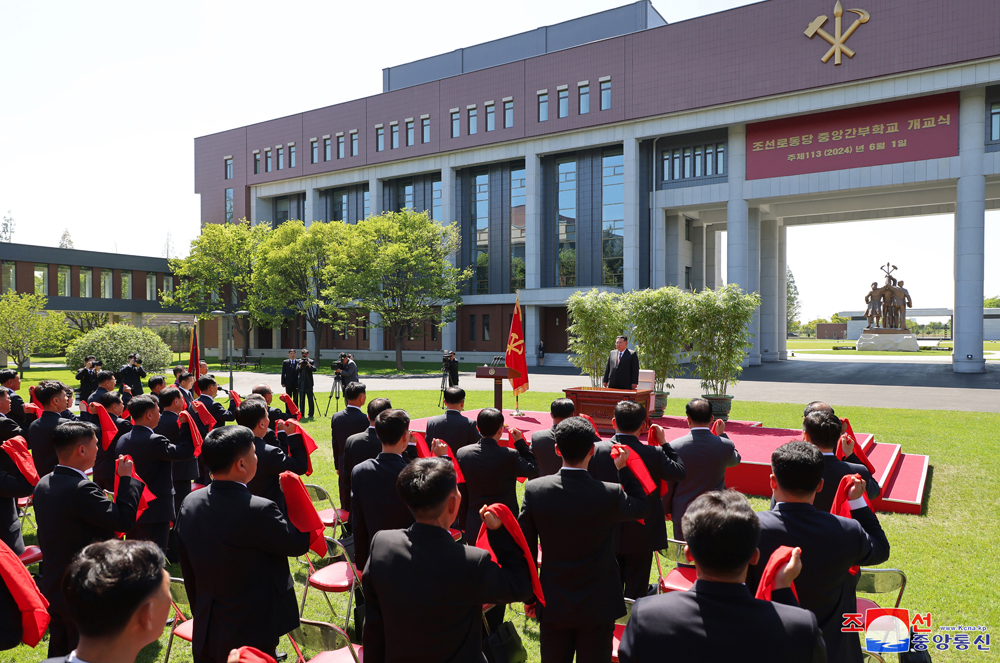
[57,465,90,481]
[560,466,589,472]
[822,452,836,456]
[690,427,712,432]
[347,405,363,411]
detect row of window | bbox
[376,117,433,152]
[539,79,611,122]
[662,142,727,181]
[0,262,173,299]
[450,100,515,139]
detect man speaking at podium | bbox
[603,335,639,390]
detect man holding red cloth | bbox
[0,390,34,557]
[801,406,881,512]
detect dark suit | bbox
[176,481,311,663]
[0,571,21,651]
[93,413,132,491]
[26,411,63,479]
[331,405,369,512]
[267,405,292,430]
[117,363,147,395]
[198,394,235,430]
[362,522,534,663]
[456,437,538,545]
[297,358,317,416]
[529,425,599,477]
[588,434,686,599]
[116,425,194,552]
[747,502,891,663]
[75,367,99,402]
[618,580,826,663]
[5,389,25,428]
[602,348,639,390]
[280,359,299,412]
[342,427,382,517]
[83,386,109,423]
[815,453,881,513]
[663,428,741,540]
[33,466,142,657]
[246,432,308,517]
[59,410,77,421]
[350,453,414,572]
[425,409,480,530]
[445,358,459,387]
[155,411,200,511]
[519,467,649,662]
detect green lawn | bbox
[6,384,998,662]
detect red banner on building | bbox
[746,92,959,180]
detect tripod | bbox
[324,374,342,417]
[437,367,449,409]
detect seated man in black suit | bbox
[0,370,25,427]
[801,408,880,512]
[250,384,293,431]
[747,441,890,663]
[236,398,308,517]
[425,386,480,530]
[33,421,143,657]
[87,370,126,419]
[362,456,535,662]
[93,391,133,491]
[176,426,312,663]
[46,539,172,663]
[589,400,686,599]
[519,416,650,663]
[147,375,166,396]
[116,395,195,554]
[619,490,825,663]
[196,376,236,430]
[664,398,741,540]
[602,335,639,390]
[331,381,369,528]
[154,387,200,514]
[0,390,34,556]
[26,379,70,479]
[343,397,393,522]
[177,372,196,406]
[529,398,598,477]
[61,385,79,421]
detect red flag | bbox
[505,293,529,397]
[89,403,119,451]
[230,390,242,408]
[1,437,39,487]
[177,411,204,457]
[28,386,42,410]
[289,422,318,476]
[830,474,873,576]
[412,432,465,484]
[836,418,877,476]
[279,393,302,421]
[113,455,155,537]
[475,503,545,606]
[188,327,202,397]
[753,546,799,602]
[0,539,49,647]
[279,472,328,557]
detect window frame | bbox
[224,158,233,180]
[289,145,296,168]
[311,140,318,164]
[406,120,414,146]
[600,80,611,110]
[253,152,260,174]
[376,126,385,152]
[422,118,431,143]
[538,93,549,122]
[277,147,284,170]
[485,104,495,131]
[503,100,514,128]
[557,89,569,118]
[390,124,399,149]
[451,111,460,138]
[579,84,590,114]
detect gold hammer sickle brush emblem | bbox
[805,1,870,65]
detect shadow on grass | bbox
[920,464,935,517]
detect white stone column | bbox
[650,209,666,288]
[747,208,761,365]
[305,187,320,226]
[778,223,788,359]
[704,228,718,290]
[663,213,685,288]
[726,125,749,291]
[623,134,642,291]
[524,305,541,367]
[369,312,384,353]
[954,88,987,373]
[131,312,144,328]
[692,223,705,291]
[251,192,272,228]
[760,219,779,361]
[369,177,384,216]
[525,152,542,289]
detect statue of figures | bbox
[891,280,913,330]
[864,263,913,330]
[864,282,883,328]
[880,283,896,328]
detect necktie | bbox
[619,351,623,362]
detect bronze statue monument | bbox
[864,263,913,331]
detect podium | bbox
[563,387,653,435]
[475,366,521,410]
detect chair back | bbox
[169,577,191,606]
[290,619,358,663]
[856,568,906,608]
[304,483,334,506]
[325,537,362,582]
[658,538,687,565]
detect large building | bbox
[194,0,1000,373]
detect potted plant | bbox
[627,287,688,417]
[686,284,760,420]
[566,289,627,387]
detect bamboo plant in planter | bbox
[687,284,761,420]
[628,287,688,417]
[566,289,628,387]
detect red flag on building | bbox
[506,293,529,397]
[188,326,202,396]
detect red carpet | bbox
[409,409,928,515]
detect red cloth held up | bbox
[230,390,242,408]
[753,545,799,602]
[711,419,723,436]
[22,404,41,419]
[79,401,90,414]
[0,539,49,647]
[830,473,873,576]
[579,413,599,435]
[290,422,318,476]
[412,432,465,484]
[279,393,302,421]
[1,437,39,487]
[232,646,277,663]
[475,503,545,607]
[113,455,155,537]
[836,418,877,476]
[121,409,130,420]
[610,444,656,495]
[89,403,119,451]
[28,387,42,410]
[191,400,215,428]
[177,411,204,458]
[279,471,327,557]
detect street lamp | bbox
[168,321,187,363]
[211,310,250,392]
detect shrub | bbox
[66,324,173,372]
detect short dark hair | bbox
[771,441,825,496]
[147,376,165,391]
[35,380,67,406]
[99,391,123,410]
[235,399,269,429]
[301,348,309,354]
[683,491,761,575]
[550,398,575,420]
[345,382,366,401]
[367,397,392,422]
[126,395,159,420]
[158,387,183,410]
[97,370,115,384]
[555,417,597,463]
[397,457,456,516]
[172,365,184,378]
[804,401,835,417]
[85,355,97,362]
[477,408,504,438]
[613,400,647,434]
[63,385,74,397]
[197,375,216,391]
[201,425,255,473]
[617,335,628,343]
[62,539,166,638]
[443,386,466,405]
[252,384,272,397]
[178,372,194,383]
[803,410,842,451]
[0,369,17,384]
[52,421,98,452]
[685,398,714,425]
[374,409,410,446]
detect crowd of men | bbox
[0,361,890,663]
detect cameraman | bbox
[444,350,459,387]
[118,353,147,396]
[335,352,359,390]
[75,355,101,401]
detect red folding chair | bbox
[855,568,907,663]
[612,598,635,663]
[655,538,696,593]
[163,577,194,663]
[18,545,42,566]
[299,537,361,633]
[288,618,362,663]
[303,484,348,534]
[17,495,34,529]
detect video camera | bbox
[332,352,351,373]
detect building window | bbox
[504,100,514,128]
[556,158,576,287]
[538,93,548,122]
[277,147,284,170]
[224,158,233,179]
[1,261,15,293]
[34,264,47,295]
[351,132,359,156]
[398,181,414,211]
[469,315,476,342]
[579,85,590,114]
[265,150,272,172]
[101,270,113,299]
[146,273,157,300]
[406,120,414,146]
[121,272,132,299]
[471,168,489,295]
[311,141,318,164]
[602,149,624,287]
[558,89,569,118]
[336,136,344,159]
[469,108,478,135]
[225,188,234,223]
[685,266,693,290]
[363,184,370,218]
[600,80,611,110]
[331,189,348,222]
[685,218,693,242]
[663,142,726,182]
[391,124,399,149]
[486,104,495,131]
[254,153,260,174]
[431,325,437,342]
[432,178,442,222]
[991,102,999,141]
[376,127,384,152]
[482,314,490,341]
[289,145,296,167]
[422,118,431,143]
[510,163,526,292]
[451,111,460,138]
[322,138,330,161]
[79,268,92,297]
[57,265,71,297]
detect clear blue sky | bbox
[1,0,996,322]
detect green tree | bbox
[687,284,761,396]
[801,318,828,337]
[830,312,849,324]
[58,229,74,249]
[0,292,54,375]
[985,295,1000,308]
[786,266,801,330]
[566,289,628,386]
[627,287,688,392]
[327,210,471,370]
[66,324,172,372]
[65,312,109,334]
[255,220,347,362]
[162,220,269,358]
